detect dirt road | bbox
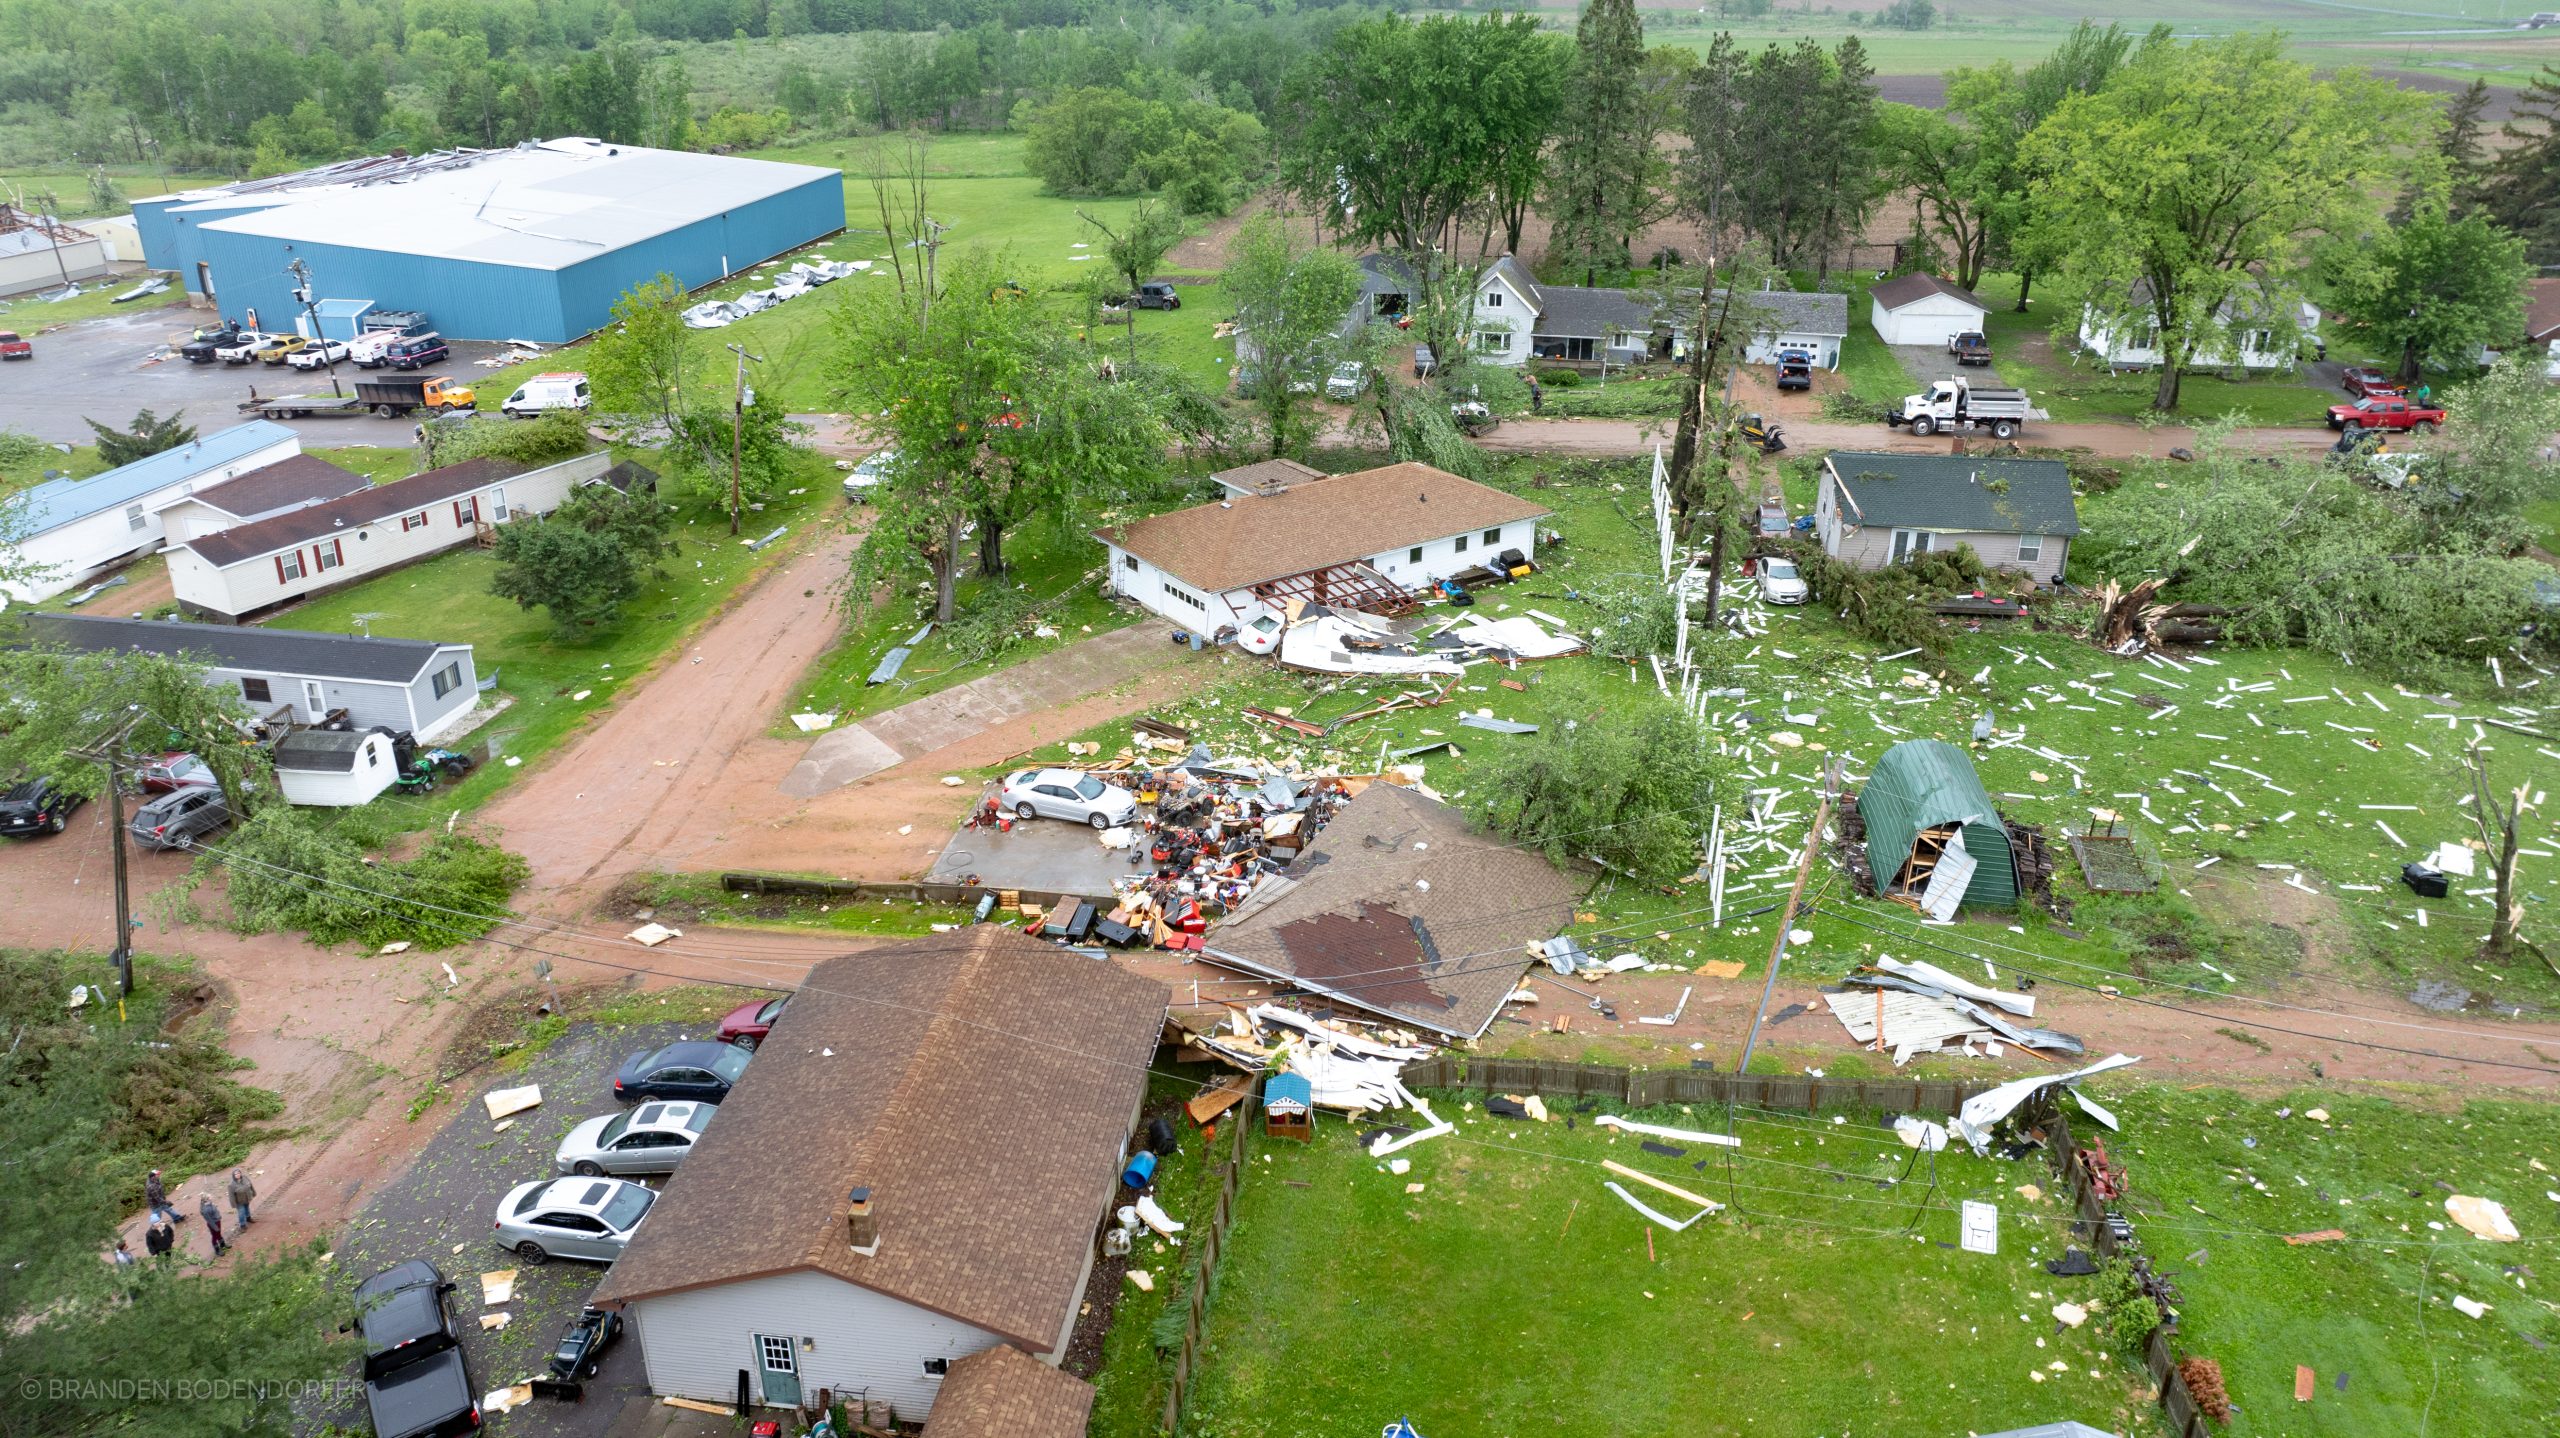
[1473,413,2332,460]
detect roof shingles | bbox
[179,456,534,569]
[1097,463,1550,594]
[920,1345,1094,1438]
[1824,452,2079,537]
[589,931,1166,1350]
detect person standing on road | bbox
[1528,375,1544,415]
[145,1168,182,1227]
[145,1223,173,1261]
[228,1170,256,1229]
[197,1195,227,1257]
[109,1237,136,1268]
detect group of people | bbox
[111,1166,257,1268]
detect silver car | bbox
[997,767,1138,829]
[555,1101,715,1176]
[129,785,229,850]
[493,1177,653,1265]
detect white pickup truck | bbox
[1889,377,2031,439]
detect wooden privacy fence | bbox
[2042,1105,2217,1438]
[1160,1110,1249,1434]
[1399,1055,1991,1116]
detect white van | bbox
[502,371,592,418]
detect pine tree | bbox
[1545,0,1654,284]
[84,409,195,468]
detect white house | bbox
[2076,281,2303,373]
[1815,451,2080,587]
[1347,254,1655,367]
[152,452,372,544]
[167,451,612,622]
[1671,288,1852,369]
[589,931,1163,1424]
[0,420,301,603]
[271,728,401,806]
[1094,462,1553,653]
[1869,273,1989,347]
[25,614,482,739]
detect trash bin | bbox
[1120,1150,1158,1189]
[2400,862,2448,899]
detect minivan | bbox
[502,372,592,418]
[381,334,449,371]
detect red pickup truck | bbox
[2327,394,2444,433]
[0,330,29,360]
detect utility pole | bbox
[69,714,144,998]
[724,342,763,536]
[1735,755,1843,1077]
[287,258,343,398]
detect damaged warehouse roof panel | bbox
[1204,784,1582,1039]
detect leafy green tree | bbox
[204,809,529,949]
[1682,36,1883,273]
[85,165,122,213]
[2324,203,2527,384]
[1878,0,1936,29]
[1547,0,1659,284]
[489,481,674,635]
[1877,100,2002,291]
[420,410,592,471]
[1077,200,1188,367]
[666,387,804,523]
[828,250,1191,619]
[0,646,271,817]
[584,274,698,439]
[1474,684,1731,882]
[2435,355,2560,548]
[1222,217,1365,457]
[84,408,196,468]
[2480,66,2560,261]
[2023,32,2434,410]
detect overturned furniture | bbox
[2064,812,2161,894]
[1856,739,2019,918]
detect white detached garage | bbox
[1869,273,1990,348]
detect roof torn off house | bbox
[1825,955,2085,1065]
[1274,602,1585,678]
[1203,782,1585,1040]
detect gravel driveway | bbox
[321,1020,695,1438]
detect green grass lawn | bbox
[0,282,190,334]
[2106,1084,2560,1435]
[466,132,1244,412]
[1835,302,1917,409]
[1141,1088,2159,1438]
[275,449,840,829]
[961,449,2560,1031]
[1972,274,2343,427]
[0,169,193,220]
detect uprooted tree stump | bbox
[2178,1356,2232,1423]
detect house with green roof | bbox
[1813,451,2080,586]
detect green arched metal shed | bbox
[1858,739,2018,910]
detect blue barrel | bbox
[1120,1150,1158,1190]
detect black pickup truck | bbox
[1948,330,1992,367]
[178,325,245,364]
[353,1262,481,1438]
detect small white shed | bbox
[273,729,399,807]
[1869,274,1990,348]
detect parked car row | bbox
[1,752,232,847]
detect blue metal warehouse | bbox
[132,139,844,343]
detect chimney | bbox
[846,1186,879,1255]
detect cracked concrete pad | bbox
[783,725,904,797]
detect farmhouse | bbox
[0,420,301,603]
[589,930,1164,1423]
[151,452,371,545]
[1348,254,1655,366]
[24,614,481,739]
[1868,273,1989,347]
[166,451,612,622]
[130,139,843,343]
[2075,280,2306,373]
[1814,451,2078,586]
[1207,783,1582,1039]
[1095,463,1551,651]
[271,728,401,808]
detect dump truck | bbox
[236,374,476,420]
[1889,377,2031,439]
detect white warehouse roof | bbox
[187,139,839,272]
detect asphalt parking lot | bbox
[324,1020,693,1438]
[0,301,514,446]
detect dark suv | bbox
[1133,280,1182,311]
[0,777,83,838]
[352,1261,480,1438]
[382,335,450,371]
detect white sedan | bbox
[997,767,1138,829]
[493,1177,654,1265]
[554,1101,714,1176]
[1756,557,1809,605]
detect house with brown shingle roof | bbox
[1206,782,1583,1039]
[918,1344,1095,1438]
[589,929,1165,1423]
[1095,462,1550,652]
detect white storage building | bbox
[272,728,401,807]
[1869,273,1990,348]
